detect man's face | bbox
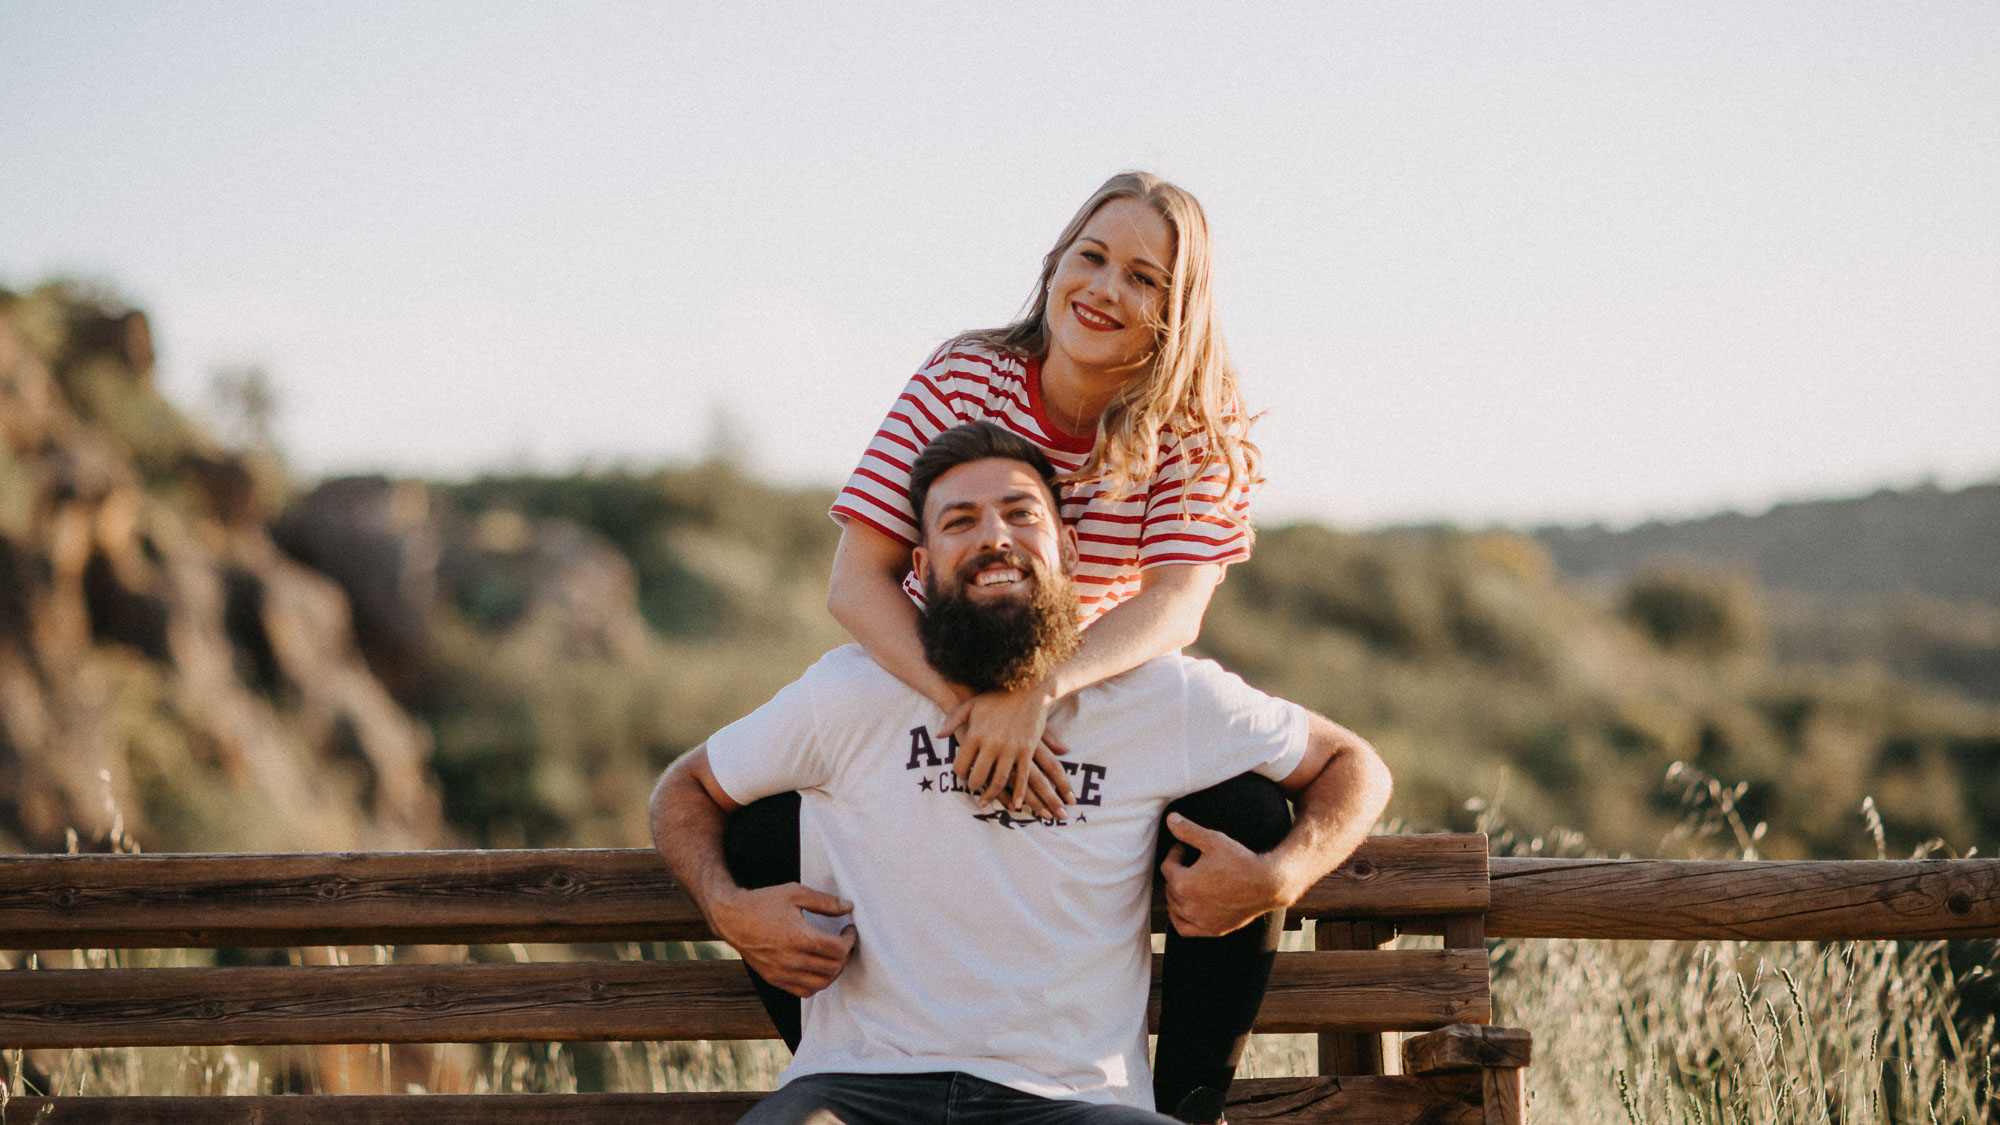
[911,457,1076,605]
[911,457,1081,696]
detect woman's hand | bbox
[940,683,1075,819]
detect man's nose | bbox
[974,510,1014,550]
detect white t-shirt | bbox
[829,342,1254,629]
[704,645,1310,1109]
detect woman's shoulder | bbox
[915,337,1032,387]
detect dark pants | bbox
[741,1071,1180,1125]
[722,773,1292,1116]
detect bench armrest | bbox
[1402,1023,1533,1075]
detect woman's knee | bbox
[723,790,802,888]
[1159,773,1291,860]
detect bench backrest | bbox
[0,833,1491,1062]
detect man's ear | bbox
[911,543,931,588]
[1059,525,1079,576]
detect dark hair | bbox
[908,423,1062,538]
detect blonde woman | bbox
[729,173,1283,1123]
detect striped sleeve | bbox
[830,366,969,547]
[1137,431,1255,568]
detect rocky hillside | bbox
[0,284,770,855]
[0,285,439,852]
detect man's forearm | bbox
[649,747,858,997]
[649,746,741,922]
[1267,715,1394,905]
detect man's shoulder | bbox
[1091,652,1245,700]
[803,643,912,694]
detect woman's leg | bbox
[722,790,805,1051]
[1151,772,1293,1121]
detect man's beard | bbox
[919,551,1081,695]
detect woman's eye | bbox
[1131,272,1158,288]
[1080,250,1105,265]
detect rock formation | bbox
[0,284,442,853]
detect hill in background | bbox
[1532,483,2000,703]
[1535,481,2000,606]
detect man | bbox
[651,422,1392,1124]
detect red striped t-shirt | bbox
[830,343,1254,628]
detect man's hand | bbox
[711,883,857,998]
[1158,813,1290,938]
[940,685,1074,818]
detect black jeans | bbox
[722,773,1292,1115]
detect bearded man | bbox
[650,422,1392,1125]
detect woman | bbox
[729,172,1281,1124]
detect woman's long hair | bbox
[955,172,1261,535]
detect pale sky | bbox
[5,2,1996,528]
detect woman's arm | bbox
[947,561,1226,810]
[1048,560,1224,699]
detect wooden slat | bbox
[0,835,1487,951]
[1189,949,1490,1035]
[0,960,773,1048]
[1227,1074,1485,1124]
[0,1093,763,1125]
[0,1076,1488,1125]
[0,849,704,950]
[1284,834,1489,921]
[0,949,1486,1049]
[1488,856,2000,940]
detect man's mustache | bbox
[957,549,1040,587]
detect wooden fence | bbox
[2,845,1995,951]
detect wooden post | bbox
[1483,1066,1526,1125]
[1314,920,1399,1076]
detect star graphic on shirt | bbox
[918,777,935,791]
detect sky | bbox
[4,2,1996,529]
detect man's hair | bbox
[907,422,1062,538]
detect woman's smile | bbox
[1071,302,1123,331]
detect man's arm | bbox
[1159,712,1393,938]
[649,746,857,996]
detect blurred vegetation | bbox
[408,462,848,847]
[1199,522,2000,861]
[412,465,2000,862]
[7,279,1995,863]
[434,463,841,639]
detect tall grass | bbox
[1474,773,1998,1123]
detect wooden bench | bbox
[0,833,1529,1123]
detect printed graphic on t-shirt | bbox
[902,723,1109,829]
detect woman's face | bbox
[1041,197,1175,384]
